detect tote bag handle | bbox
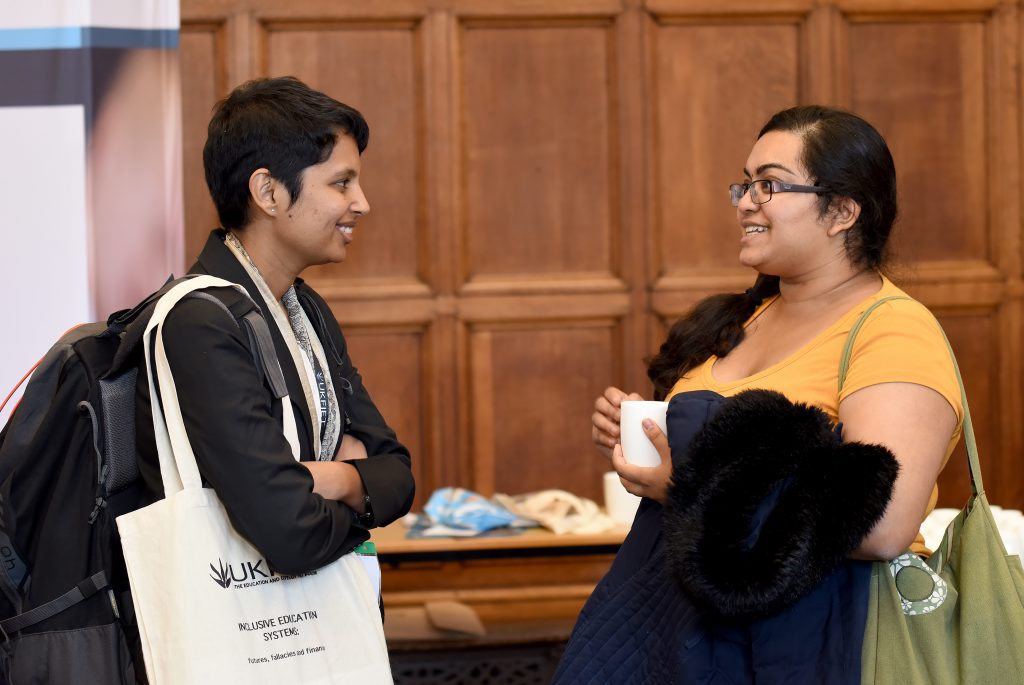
[142,275,299,496]
[837,295,980,498]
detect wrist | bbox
[343,466,374,527]
[337,462,366,511]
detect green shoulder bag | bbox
[839,296,1024,684]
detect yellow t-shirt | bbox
[666,277,964,555]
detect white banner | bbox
[0,1,178,30]
[0,0,182,422]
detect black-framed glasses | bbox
[729,179,829,207]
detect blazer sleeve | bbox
[136,292,367,575]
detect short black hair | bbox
[202,76,369,230]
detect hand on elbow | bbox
[303,461,366,512]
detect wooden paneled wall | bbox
[180,0,1024,511]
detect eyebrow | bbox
[332,168,357,180]
[742,162,798,178]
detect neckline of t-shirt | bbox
[702,276,897,389]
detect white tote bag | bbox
[116,276,393,684]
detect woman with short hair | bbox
[135,76,414,591]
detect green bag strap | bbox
[837,295,980,498]
[937,327,981,497]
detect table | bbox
[371,523,627,684]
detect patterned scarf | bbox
[224,232,340,461]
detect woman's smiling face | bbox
[271,132,370,274]
[735,130,847,279]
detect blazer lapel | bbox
[190,230,316,458]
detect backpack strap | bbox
[0,571,109,635]
[108,275,189,375]
[239,309,289,401]
[143,276,300,495]
[109,279,284,398]
[97,280,290,498]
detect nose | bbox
[735,185,759,213]
[351,184,370,217]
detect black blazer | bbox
[135,230,414,575]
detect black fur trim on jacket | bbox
[663,389,899,622]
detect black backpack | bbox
[0,277,286,685]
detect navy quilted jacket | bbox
[553,391,872,684]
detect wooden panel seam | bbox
[382,584,600,606]
[460,275,629,295]
[459,294,631,321]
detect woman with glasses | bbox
[555,106,963,683]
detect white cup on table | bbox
[603,471,641,525]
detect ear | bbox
[247,168,283,218]
[826,197,861,237]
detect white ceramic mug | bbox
[619,400,668,467]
